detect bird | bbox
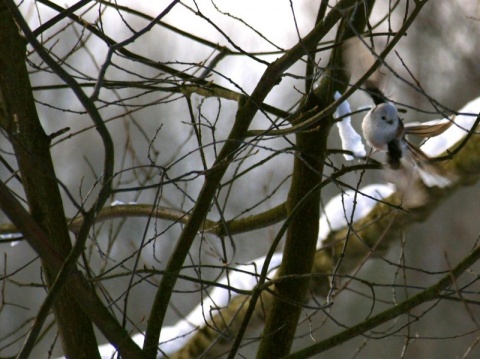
[341,37,455,188]
[361,81,454,187]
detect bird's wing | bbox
[365,80,386,105]
[404,117,455,138]
[342,37,389,105]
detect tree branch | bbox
[0,3,101,357]
[143,1,363,358]
[255,1,374,357]
[284,245,480,358]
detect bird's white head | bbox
[372,102,399,125]
[362,102,401,151]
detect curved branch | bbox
[3,0,114,214]
[142,1,363,358]
[166,100,480,359]
[284,245,480,358]
[33,0,289,120]
[0,179,147,359]
[245,0,428,138]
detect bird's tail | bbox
[403,139,452,188]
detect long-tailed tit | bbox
[342,37,455,188]
[362,83,453,187]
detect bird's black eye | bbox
[381,116,386,121]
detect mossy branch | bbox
[165,115,480,358]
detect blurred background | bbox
[1,1,480,358]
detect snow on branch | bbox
[333,91,367,160]
[161,97,480,357]
[55,97,480,359]
[90,254,283,359]
[420,97,480,158]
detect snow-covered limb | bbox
[55,97,480,359]
[0,232,22,247]
[90,254,283,359]
[165,97,480,356]
[334,91,367,160]
[317,184,395,246]
[420,97,480,158]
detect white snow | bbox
[62,95,480,359]
[0,233,22,247]
[110,200,126,206]
[421,97,480,157]
[92,253,283,359]
[334,92,367,160]
[317,184,395,246]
